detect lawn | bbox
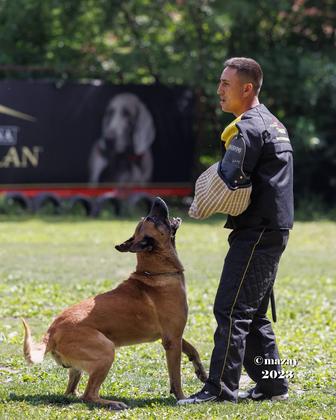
[0,214,335,419]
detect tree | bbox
[0,0,335,203]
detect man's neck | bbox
[233,97,260,117]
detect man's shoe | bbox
[238,387,288,401]
[177,388,221,405]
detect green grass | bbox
[0,214,335,419]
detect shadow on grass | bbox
[9,392,177,410]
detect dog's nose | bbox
[104,130,117,141]
[148,197,169,220]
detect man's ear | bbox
[243,82,254,97]
[115,237,134,252]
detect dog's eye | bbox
[140,236,154,247]
[122,108,132,119]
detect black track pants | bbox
[205,228,289,402]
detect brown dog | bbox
[22,197,207,409]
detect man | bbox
[179,57,294,404]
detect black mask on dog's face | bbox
[115,197,182,253]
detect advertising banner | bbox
[0,81,195,186]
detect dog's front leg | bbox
[162,336,185,400]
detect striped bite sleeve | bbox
[189,162,252,220]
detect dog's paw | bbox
[81,396,128,410]
[107,401,128,410]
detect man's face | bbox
[217,67,246,115]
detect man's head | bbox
[217,57,263,116]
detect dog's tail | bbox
[21,318,48,364]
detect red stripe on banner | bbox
[0,185,193,198]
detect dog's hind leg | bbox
[55,328,127,410]
[182,338,208,383]
[80,333,127,410]
[65,368,82,396]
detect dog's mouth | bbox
[102,138,136,157]
[146,197,172,232]
[146,198,182,236]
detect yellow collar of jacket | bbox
[221,114,242,149]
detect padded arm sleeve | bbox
[218,133,252,190]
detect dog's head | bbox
[115,197,182,253]
[102,93,155,155]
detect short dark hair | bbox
[224,57,263,94]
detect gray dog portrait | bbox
[89,93,155,183]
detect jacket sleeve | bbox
[219,129,259,190]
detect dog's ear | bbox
[170,217,182,236]
[133,99,155,154]
[115,237,134,252]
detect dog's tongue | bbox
[148,197,169,220]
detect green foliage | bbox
[0,216,335,418]
[0,0,335,202]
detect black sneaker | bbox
[238,387,288,401]
[177,388,221,405]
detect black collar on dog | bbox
[134,270,184,277]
